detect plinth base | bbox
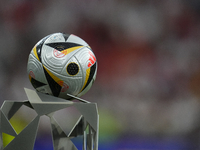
[0,88,99,150]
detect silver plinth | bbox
[0,88,99,150]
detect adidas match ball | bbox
[27,33,97,100]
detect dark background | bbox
[1,0,200,149]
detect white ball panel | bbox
[27,53,47,84]
[77,78,94,97]
[74,47,93,82]
[67,34,89,46]
[41,45,65,73]
[59,77,83,98]
[74,47,92,68]
[44,33,65,44]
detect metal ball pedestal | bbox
[0,88,99,150]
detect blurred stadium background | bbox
[1,0,200,149]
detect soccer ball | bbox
[27,33,97,100]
